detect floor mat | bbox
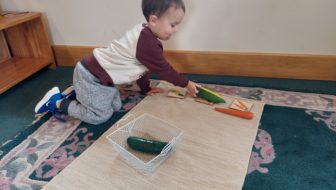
[0,81,335,189]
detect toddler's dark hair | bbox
[142,0,185,21]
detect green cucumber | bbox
[127,136,168,154]
[196,86,225,103]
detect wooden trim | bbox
[53,45,95,67]
[53,45,336,81]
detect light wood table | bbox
[43,82,264,190]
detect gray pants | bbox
[68,62,122,125]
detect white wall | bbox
[1,0,336,54]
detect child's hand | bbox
[186,81,199,97]
[146,87,165,96]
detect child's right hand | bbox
[186,81,199,97]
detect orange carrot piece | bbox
[214,107,254,120]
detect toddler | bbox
[35,0,198,124]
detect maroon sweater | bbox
[83,26,188,94]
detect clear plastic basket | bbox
[106,113,183,174]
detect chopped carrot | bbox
[214,107,254,120]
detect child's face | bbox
[148,6,185,41]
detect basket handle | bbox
[115,114,136,132]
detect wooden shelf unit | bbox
[0,12,55,94]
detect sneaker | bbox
[34,87,64,114]
[63,86,76,100]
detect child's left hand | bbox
[146,87,165,96]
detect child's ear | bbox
[148,14,158,26]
